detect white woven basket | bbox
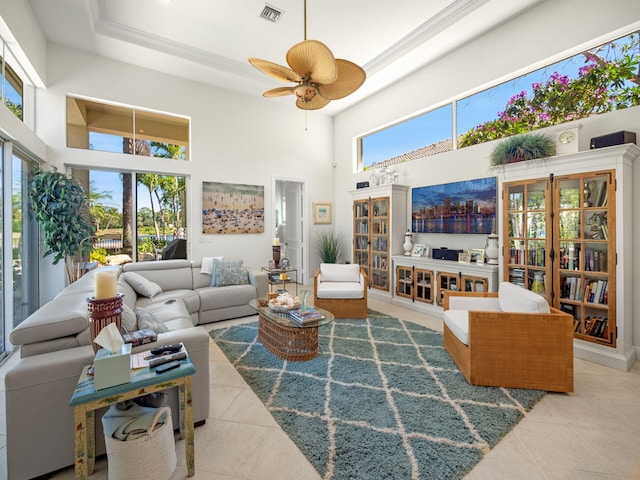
[104,406,177,480]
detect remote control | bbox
[150,343,182,356]
[156,360,181,374]
[149,351,187,368]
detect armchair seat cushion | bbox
[316,281,364,299]
[442,309,469,345]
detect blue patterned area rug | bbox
[211,313,545,480]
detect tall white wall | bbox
[35,44,335,298]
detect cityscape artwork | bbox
[412,177,497,234]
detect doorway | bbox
[273,178,306,284]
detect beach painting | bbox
[202,181,264,234]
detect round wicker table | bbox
[249,299,334,362]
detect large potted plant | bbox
[490,132,556,168]
[29,167,96,284]
[317,232,342,264]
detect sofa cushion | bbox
[211,259,243,287]
[200,256,224,275]
[198,284,256,311]
[123,272,162,298]
[117,276,138,310]
[121,303,138,332]
[10,292,90,346]
[135,307,169,333]
[122,260,193,292]
[134,290,200,315]
[320,263,360,282]
[498,282,550,313]
[316,281,364,299]
[214,265,249,287]
[443,309,469,345]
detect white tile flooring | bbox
[1,291,640,479]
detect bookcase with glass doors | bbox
[350,184,408,299]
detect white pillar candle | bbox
[94,270,117,300]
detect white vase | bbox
[485,233,499,265]
[403,231,413,256]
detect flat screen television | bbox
[412,177,497,234]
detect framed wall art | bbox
[411,177,497,234]
[313,202,332,224]
[202,181,264,234]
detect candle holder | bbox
[87,293,124,353]
[272,245,281,269]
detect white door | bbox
[284,182,302,278]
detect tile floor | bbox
[1,291,640,479]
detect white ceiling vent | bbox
[260,4,284,23]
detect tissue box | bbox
[93,344,132,390]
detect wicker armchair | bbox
[443,282,574,392]
[314,263,368,319]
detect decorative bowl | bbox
[268,303,301,313]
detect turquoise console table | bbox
[70,356,195,479]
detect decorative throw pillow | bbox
[215,265,249,287]
[120,303,138,333]
[135,307,168,333]
[210,258,244,287]
[123,272,162,298]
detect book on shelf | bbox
[290,309,325,323]
[122,328,157,346]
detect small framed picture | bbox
[411,244,425,257]
[458,252,471,264]
[313,202,332,224]
[469,248,485,264]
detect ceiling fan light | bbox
[294,83,318,103]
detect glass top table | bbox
[249,299,334,361]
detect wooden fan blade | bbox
[296,95,331,110]
[263,87,294,97]
[248,58,302,83]
[286,40,337,85]
[317,59,366,100]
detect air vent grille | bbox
[260,4,283,23]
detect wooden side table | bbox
[69,356,196,479]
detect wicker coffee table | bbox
[249,299,334,361]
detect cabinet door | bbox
[503,178,552,303]
[370,197,390,291]
[395,265,413,299]
[461,274,488,293]
[414,268,434,304]
[555,172,615,347]
[353,199,370,279]
[436,272,459,306]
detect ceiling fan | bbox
[248,0,366,110]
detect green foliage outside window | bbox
[459,34,640,147]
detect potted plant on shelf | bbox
[490,132,556,168]
[29,167,96,284]
[317,232,342,264]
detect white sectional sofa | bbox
[5,259,268,480]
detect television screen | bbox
[412,177,497,234]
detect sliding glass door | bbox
[0,142,40,359]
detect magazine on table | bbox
[289,308,325,323]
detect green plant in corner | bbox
[489,132,556,169]
[29,167,96,284]
[317,232,342,264]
